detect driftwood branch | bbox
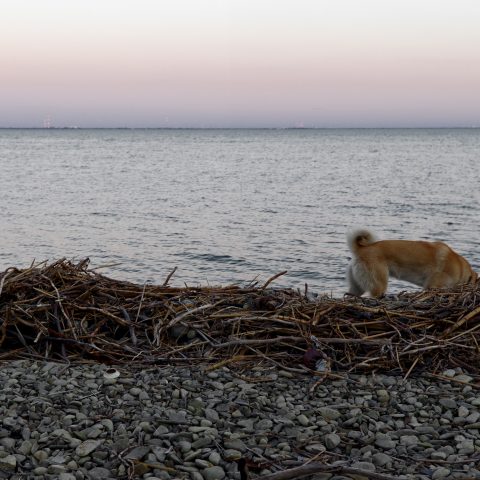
[163,266,177,286]
[261,271,288,290]
[258,462,397,480]
[211,335,389,349]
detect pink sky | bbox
[1,0,480,127]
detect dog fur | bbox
[347,229,477,297]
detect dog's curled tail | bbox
[347,228,377,253]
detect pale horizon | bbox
[2,0,480,128]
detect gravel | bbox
[0,360,479,479]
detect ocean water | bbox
[1,128,479,295]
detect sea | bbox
[1,128,479,296]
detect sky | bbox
[1,0,480,128]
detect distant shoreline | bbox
[0,126,479,130]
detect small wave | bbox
[90,212,119,218]
[289,270,323,279]
[181,252,247,265]
[261,209,278,214]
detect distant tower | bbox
[43,115,51,128]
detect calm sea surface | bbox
[1,128,479,295]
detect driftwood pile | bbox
[0,258,479,374]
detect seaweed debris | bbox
[0,258,479,374]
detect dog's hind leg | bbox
[424,273,452,290]
[369,265,389,297]
[347,264,366,296]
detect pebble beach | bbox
[1,360,479,480]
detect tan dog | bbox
[347,229,477,297]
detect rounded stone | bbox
[324,433,341,449]
[375,436,396,449]
[297,414,310,426]
[439,398,457,409]
[223,449,242,461]
[432,467,451,479]
[0,455,16,471]
[372,452,392,466]
[318,407,341,420]
[86,466,112,479]
[202,466,226,480]
[75,439,103,457]
[59,474,77,480]
[400,435,418,446]
[208,451,221,465]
